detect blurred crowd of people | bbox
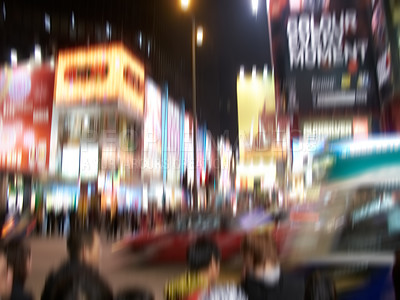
[0,227,154,300]
[164,234,337,300]
[33,207,178,241]
[1,217,400,299]
[0,225,339,300]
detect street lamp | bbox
[180,0,203,210]
[181,0,190,11]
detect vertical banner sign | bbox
[180,101,185,178]
[371,0,393,101]
[236,72,275,158]
[167,99,181,184]
[161,84,168,183]
[184,114,194,185]
[143,79,162,179]
[268,0,380,113]
[0,64,54,172]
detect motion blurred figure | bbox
[48,264,113,300]
[41,227,111,300]
[6,241,33,300]
[241,233,304,300]
[393,250,400,300]
[0,245,13,300]
[164,238,220,300]
[116,288,154,300]
[304,271,336,300]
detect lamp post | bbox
[181,0,203,210]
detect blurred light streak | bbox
[196,26,203,46]
[252,0,259,15]
[10,49,17,66]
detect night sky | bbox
[1,0,272,144]
[153,0,271,143]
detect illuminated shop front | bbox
[0,60,55,212]
[50,43,145,211]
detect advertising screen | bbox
[167,99,181,183]
[184,114,194,185]
[372,0,393,101]
[80,143,99,180]
[62,145,80,179]
[55,44,145,116]
[268,0,380,113]
[237,72,275,156]
[196,126,205,185]
[0,64,54,172]
[143,79,162,178]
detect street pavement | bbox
[25,235,241,300]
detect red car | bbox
[116,212,275,264]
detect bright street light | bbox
[196,26,203,46]
[252,0,258,15]
[181,0,190,10]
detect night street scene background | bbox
[1,0,400,299]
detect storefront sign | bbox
[0,64,54,172]
[268,0,380,112]
[372,0,393,101]
[167,99,181,183]
[303,119,353,140]
[142,79,162,178]
[184,113,194,185]
[80,143,99,180]
[62,145,80,179]
[55,44,144,116]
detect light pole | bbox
[181,0,203,210]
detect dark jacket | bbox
[393,264,400,300]
[242,272,305,300]
[41,260,113,300]
[10,281,34,300]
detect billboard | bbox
[62,145,79,179]
[301,117,369,141]
[142,79,162,178]
[184,113,194,185]
[80,143,99,180]
[268,0,380,113]
[372,0,393,101]
[55,43,145,116]
[0,64,54,172]
[167,99,181,183]
[237,72,275,156]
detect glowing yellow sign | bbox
[237,72,275,156]
[55,43,145,115]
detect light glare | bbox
[181,0,190,10]
[34,44,42,63]
[196,26,203,46]
[240,65,244,80]
[252,0,259,15]
[45,13,51,33]
[71,12,75,29]
[263,65,268,79]
[10,49,17,66]
[2,2,6,20]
